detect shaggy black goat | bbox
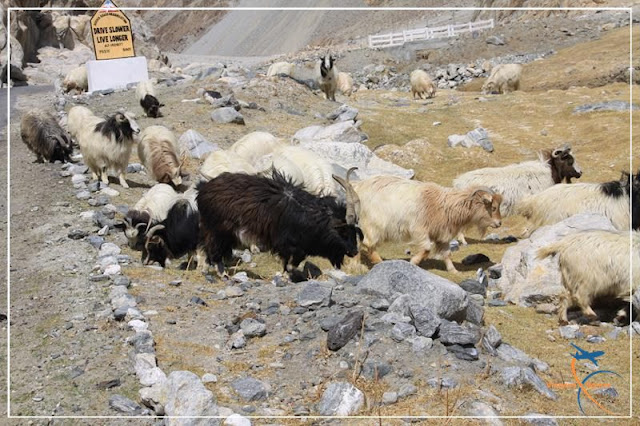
[197,168,363,276]
[20,109,73,163]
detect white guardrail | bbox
[368,19,494,49]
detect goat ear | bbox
[621,171,630,186]
[552,148,563,158]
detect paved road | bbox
[0,85,55,135]
[185,0,363,56]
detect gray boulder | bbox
[447,127,494,152]
[231,377,269,402]
[296,281,332,308]
[164,371,219,425]
[300,140,414,180]
[501,366,557,400]
[179,129,219,159]
[498,214,616,306]
[293,120,367,144]
[326,104,358,122]
[317,382,364,415]
[211,107,245,125]
[358,260,468,337]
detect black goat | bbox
[142,199,200,268]
[197,168,363,276]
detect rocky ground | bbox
[3,3,640,425]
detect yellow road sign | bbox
[90,0,135,60]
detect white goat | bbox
[452,145,582,243]
[410,69,436,99]
[228,131,284,164]
[482,63,522,94]
[337,72,354,97]
[200,150,257,181]
[267,145,338,196]
[62,65,87,94]
[267,62,294,77]
[537,230,640,325]
[517,172,635,233]
[69,106,140,188]
[317,56,337,101]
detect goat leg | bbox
[118,172,129,189]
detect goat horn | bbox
[471,186,495,196]
[146,224,165,239]
[332,167,360,225]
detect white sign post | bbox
[87,0,149,93]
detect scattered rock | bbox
[391,322,416,342]
[317,382,364,416]
[486,35,505,45]
[293,120,367,144]
[68,229,88,240]
[326,104,358,122]
[447,128,494,152]
[382,391,398,405]
[164,371,220,420]
[224,413,251,426]
[211,107,245,124]
[327,310,364,351]
[535,303,557,315]
[240,318,266,338]
[496,343,548,372]
[446,344,479,361]
[296,281,332,308]
[461,253,491,265]
[189,296,208,307]
[558,324,580,339]
[410,336,433,353]
[109,395,148,415]
[358,260,468,337]
[438,320,481,346]
[573,101,639,114]
[179,129,219,159]
[523,413,559,425]
[231,377,269,402]
[459,279,487,297]
[501,367,557,400]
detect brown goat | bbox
[353,176,503,273]
[138,125,183,187]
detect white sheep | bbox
[69,106,140,188]
[517,172,635,233]
[228,131,284,164]
[200,149,257,181]
[267,61,294,77]
[317,56,337,101]
[138,125,183,187]
[482,63,522,94]
[452,145,582,243]
[337,72,354,97]
[537,230,640,324]
[410,69,436,99]
[62,65,87,94]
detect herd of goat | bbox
[18,55,640,325]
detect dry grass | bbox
[115,25,640,419]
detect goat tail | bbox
[536,243,561,261]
